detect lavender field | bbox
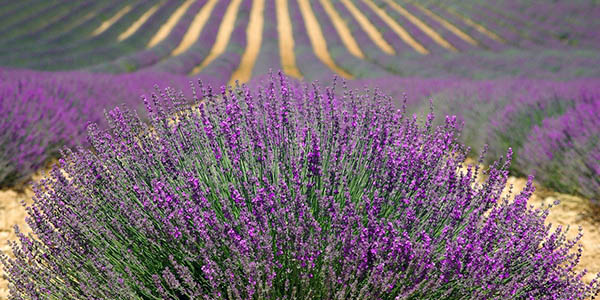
[0,0,599,299]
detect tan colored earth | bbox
[0,174,598,299]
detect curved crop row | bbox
[191,0,251,84]
[38,1,185,71]
[250,0,283,77]
[310,0,389,78]
[520,99,600,202]
[0,1,107,51]
[0,2,132,58]
[148,0,231,75]
[424,78,600,201]
[91,0,210,73]
[2,1,167,70]
[415,2,505,50]
[0,68,195,187]
[287,0,334,80]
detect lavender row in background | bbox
[425,78,600,201]
[0,68,197,187]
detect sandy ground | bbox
[92,5,132,36]
[0,188,33,300]
[298,0,354,79]
[147,0,195,48]
[230,0,266,85]
[0,175,598,299]
[503,176,600,285]
[276,0,303,79]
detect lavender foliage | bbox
[2,74,597,299]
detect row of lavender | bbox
[0,68,205,187]
[2,74,597,299]
[432,0,600,48]
[351,77,600,202]
[2,68,599,203]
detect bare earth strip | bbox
[147,0,195,48]
[408,1,480,47]
[381,0,457,52]
[360,0,428,54]
[62,3,104,38]
[339,0,395,55]
[276,0,303,79]
[118,2,163,41]
[171,0,220,56]
[501,177,600,287]
[319,0,365,59]
[190,0,243,75]
[230,0,266,85]
[443,5,506,44]
[92,5,132,36]
[296,0,353,79]
[0,188,35,300]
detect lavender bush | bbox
[2,74,597,299]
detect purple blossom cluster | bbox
[2,73,597,299]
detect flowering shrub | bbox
[2,74,598,299]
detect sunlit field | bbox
[0,1,599,299]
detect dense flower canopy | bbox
[2,74,598,299]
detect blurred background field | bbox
[0,0,599,298]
